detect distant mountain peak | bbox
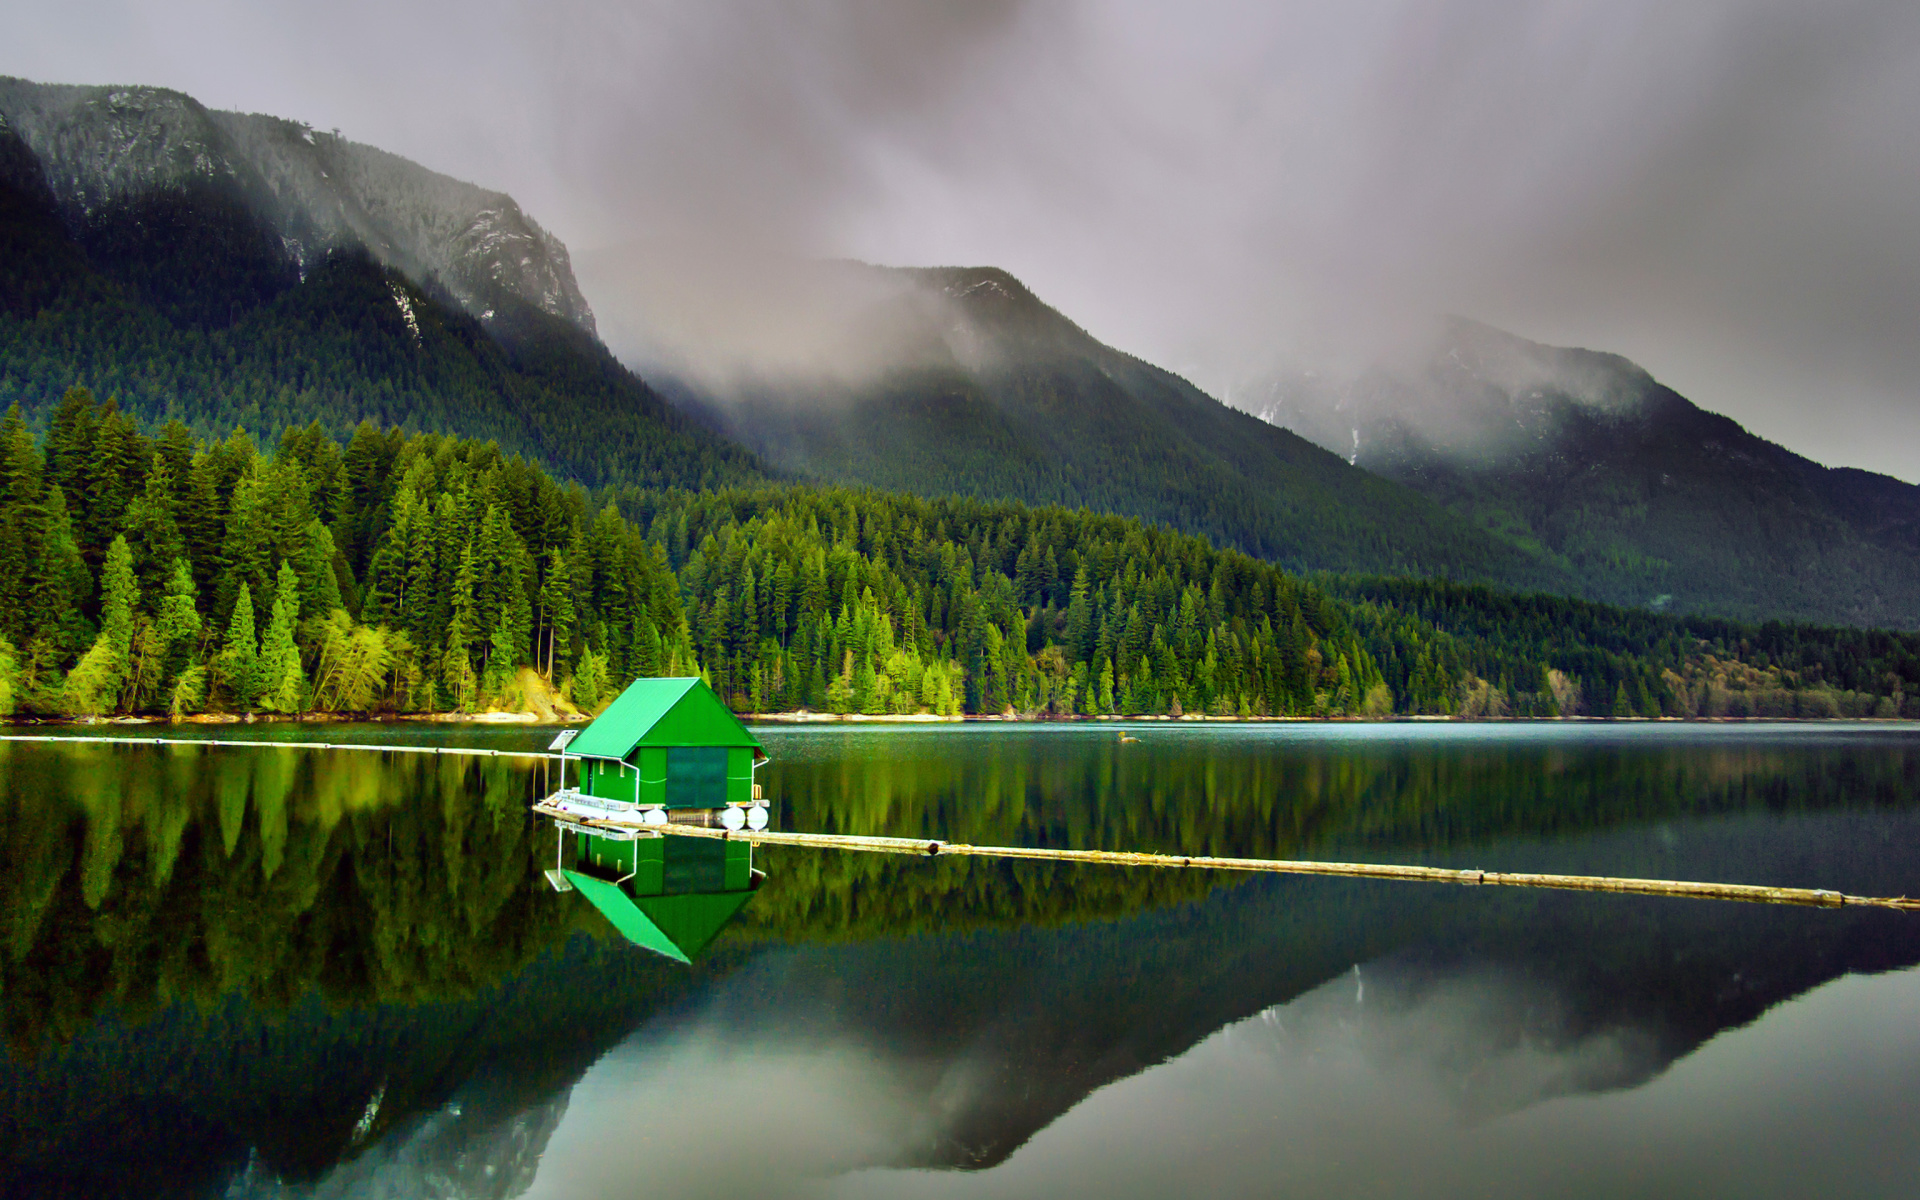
[1429,317,1657,418]
[0,75,595,335]
[1258,320,1920,627]
[898,264,1094,355]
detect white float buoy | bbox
[746,805,769,831]
[719,805,747,831]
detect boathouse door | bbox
[666,746,728,808]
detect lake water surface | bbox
[2,722,1918,1199]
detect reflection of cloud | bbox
[1247,961,1665,1121]
[825,965,1920,1200]
[519,1019,952,1200]
[512,955,1673,1199]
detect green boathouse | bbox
[556,676,767,963]
[565,675,766,809]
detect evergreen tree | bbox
[0,635,19,716]
[537,548,577,678]
[0,385,1910,722]
[157,559,207,716]
[0,406,43,645]
[443,544,481,710]
[63,535,137,714]
[218,583,261,711]
[27,486,90,668]
[570,643,607,711]
[257,563,305,713]
[123,453,185,605]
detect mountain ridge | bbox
[1258,318,1920,627]
[0,83,762,492]
[0,76,594,335]
[663,261,1563,586]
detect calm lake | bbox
[3,722,1918,1199]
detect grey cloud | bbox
[8,1,1920,477]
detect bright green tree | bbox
[64,536,138,713]
[257,563,306,713]
[219,583,261,710]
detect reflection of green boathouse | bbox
[543,677,770,963]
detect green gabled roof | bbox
[562,869,754,963]
[566,676,762,762]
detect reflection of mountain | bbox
[701,810,1920,1168]
[0,932,715,1199]
[3,730,1919,1192]
[0,739,731,1197]
[230,1091,570,1200]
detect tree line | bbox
[2,387,1917,721]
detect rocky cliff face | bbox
[0,77,594,335]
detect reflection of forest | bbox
[0,742,591,1056]
[736,730,1920,939]
[3,733,1920,1192]
[7,733,1920,1050]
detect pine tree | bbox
[443,543,480,710]
[155,558,207,715]
[218,583,261,711]
[1064,564,1094,662]
[0,635,20,716]
[570,642,606,711]
[537,547,576,678]
[123,453,184,605]
[156,559,203,654]
[28,487,92,670]
[257,563,305,713]
[297,520,346,616]
[0,406,43,645]
[63,535,137,714]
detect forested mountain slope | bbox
[664,263,1559,585]
[3,390,1915,723]
[1260,319,1920,628]
[0,87,761,491]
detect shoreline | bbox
[5,711,1914,729]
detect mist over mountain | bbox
[8,73,1918,630]
[620,256,1556,585]
[1258,319,1920,627]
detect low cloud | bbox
[11,2,1920,475]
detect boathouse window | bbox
[667,747,728,807]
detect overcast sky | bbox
[9,0,1920,480]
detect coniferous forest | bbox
[1,385,1918,722]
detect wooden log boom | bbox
[529,800,1920,912]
